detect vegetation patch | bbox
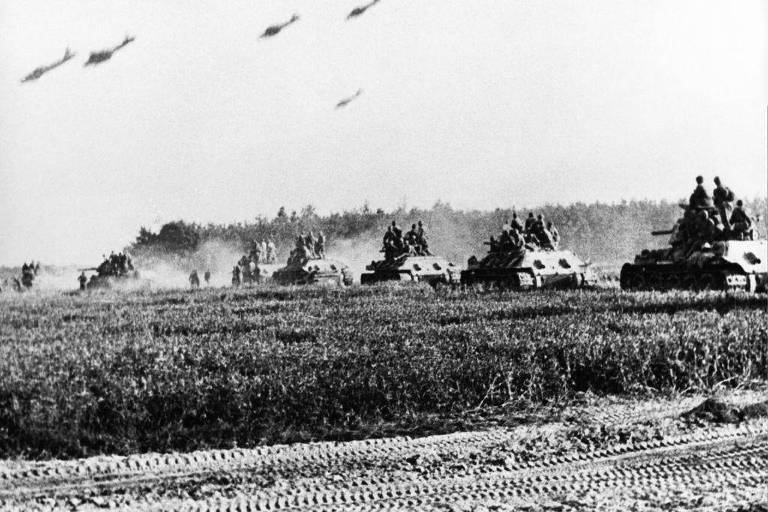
[0,287,766,459]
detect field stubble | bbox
[0,285,766,460]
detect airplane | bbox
[261,14,300,38]
[336,89,363,109]
[84,35,135,66]
[347,0,380,20]
[20,48,75,83]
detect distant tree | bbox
[134,226,158,246]
[156,221,200,253]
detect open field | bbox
[1,285,766,461]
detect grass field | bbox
[1,285,766,459]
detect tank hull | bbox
[271,258,352,286]
[244,263,282,284]
[86,271,141,289]
[360,255,461,286]
[461,248,594,290]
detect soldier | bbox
[391,220,402,239]
[487,235,499,253]
[315,231,326,259]
[260,239,268,259]
[416,221,430,255]
[713,176,735,231]
[689,175,712,209]
[231,265,241,287]
[295,234,308,261]
[524,212,536,234]
[499,229,513,251]
[535,215,555,249]
[252,241,262,264]
[510,212,524,233]
[546,221,560,248]
[204,270,211,285]
[509,226,523,249]
[382,226,396,260]
[306,232,317,258]
[406,224,419,247]
[729,200,753,240]
[266,239,277,263]
[78,271,88,291]
[189,270,200,289]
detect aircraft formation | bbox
[21,35,135,83]
[19,1,383,108]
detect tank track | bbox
[3,422,767,510]
[620,264,750,292]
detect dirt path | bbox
[2,391,767,511]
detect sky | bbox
[0,0,766,265]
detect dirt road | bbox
[3,392,767,511]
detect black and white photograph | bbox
[1,1,767,510]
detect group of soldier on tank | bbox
[75,252,135,291]
[95,252,134,277]
[9,261,40,291]
[487,212,559,253]
[288,231,326,264]
[668,176,756,261]
[231,238,279,287]
[381,220,431,260]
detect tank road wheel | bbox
[619,266,636,290]
[663,272,682,291]
[697,273,717,291]
[621,271,645,291]
[570,273,585,289]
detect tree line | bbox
[129,198,767,267]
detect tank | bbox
[236,255,281,284]
[11,264,38,292]
[272,255,353,286]
[461,240,595,289]
[620,203,767,292]
[83,254,140,289]
[237,243,282,284]
[360,253,461,286]
[84,268,140,289]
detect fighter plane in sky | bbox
[347,0,380,20]
[20,48,75,83]
[336,89,363,109]
[84,35,135,66]
[261,14,300,38]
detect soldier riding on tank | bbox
[621,175,766,292]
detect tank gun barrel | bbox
[651,229,674,236]
[78,267,99,272]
